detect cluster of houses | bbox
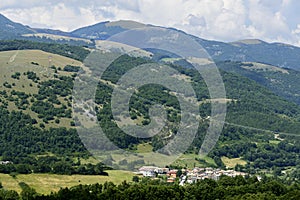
[137,166,178,183]
[182,167,247,184]
[137,166,247,185]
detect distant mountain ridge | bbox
[0,13,35,38]
[70,20,143,40]
[0,13,300,70]
[32,28,72,37]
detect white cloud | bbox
[292,24,300,34]
[0,0,299,46]
[248,0,289,35]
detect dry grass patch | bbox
[0,170,134,194]
[221,156,247,168]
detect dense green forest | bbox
[0,40,89,61]
[216,60,300,105]
[0,176,299,200]
[0,105,109,175]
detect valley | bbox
[0,13,299,199]
[0,43,297,178]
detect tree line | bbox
[0,175,299,200]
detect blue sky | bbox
[1,0,300,46]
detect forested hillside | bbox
[0,40,299,181]
[216,60,300,105]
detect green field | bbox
[171,154,216,168]
[0,170,135,194]
[221,156,247,168]
[135,143,153,153]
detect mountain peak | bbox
[71,20,148,40]
[105,20,146,29]
[231,39,265,45]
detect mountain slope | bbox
[71,21,124,40]
[0,14,35,39]
[32,28,72,37]
[216,60,300,105]
[71,20,146,40]
[71,20,300,70]
[1,13,300,71]
[192,37,300,71]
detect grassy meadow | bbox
[0,170,135,194]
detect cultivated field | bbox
[0,170,135,194]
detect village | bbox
[137,166,248,185]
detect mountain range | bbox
[0,13,300,71]
[4,13,299,107]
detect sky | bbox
[1,0,300,46]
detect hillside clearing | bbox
[221,157,247,168]
[0,170,134,194]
